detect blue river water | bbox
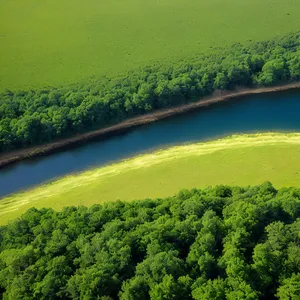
[1,89,300,197]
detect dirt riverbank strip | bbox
[1,82,300,169]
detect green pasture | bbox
[2,133,300,225]
[1,0,300,91]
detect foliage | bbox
[1,183,300,299]
[0,33,300,152]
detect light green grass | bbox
[1,0,300,91]
[2,133,300,225]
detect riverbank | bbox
[1,82,300,169]
[2,133,300,225]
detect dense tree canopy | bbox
[1,182,300,299]
[0,32,300,152]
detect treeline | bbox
[1,183,300,299]
[1,32,300,152]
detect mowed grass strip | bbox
[1,0,300,90]
[2,133,300,225]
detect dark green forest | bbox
[1,183,300,299]
[1,32,300,152]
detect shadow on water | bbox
[1,89,300,197]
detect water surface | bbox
[1,90,300,197]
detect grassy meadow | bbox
[1,0,300,91]
[2,133,300,225]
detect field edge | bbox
[1,132,300,225]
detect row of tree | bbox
[0,182,300,299]
[0,32,300,152]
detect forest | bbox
[0,32,300,152]
[0,182,300,299]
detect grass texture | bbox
[1,0,300,91]
[2,133,300,224]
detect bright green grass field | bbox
[2,133,300,225]
[1,0,300,91]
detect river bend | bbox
[1,89,300,197]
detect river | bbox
[1,89,300,198]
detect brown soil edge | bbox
[1,82,300,170]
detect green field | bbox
[2,133,300,225]
[1,0,300,91]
